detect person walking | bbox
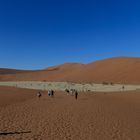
[48,90,51,96]
[37,91,42,98]
[75,90,78,100]
[51,89,54,97]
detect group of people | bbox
[37,89,78,100]
[65,88,78,100]
[37,89,55,98]
[48,89,54,97]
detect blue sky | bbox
[0,0,140,69]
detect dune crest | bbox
[0,57,140,84]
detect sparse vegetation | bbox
[110,82,114,85]
[102,81,109,85]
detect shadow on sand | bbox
[0,131,31,136]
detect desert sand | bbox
[0,57,140,140]
[0,87,139,140]
[0,57,140,84]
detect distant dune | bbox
[0,68,33,75]
[0,57,140,84]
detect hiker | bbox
[65,89,69,93]
[70,89,75,96]
[48,90,54,97]
[37,91,42,98]
[48,90,51,96]
[51,89,54,97]
[75,90,78,100]
[65,89,70,95]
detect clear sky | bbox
[0,0,140,70]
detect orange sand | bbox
[0,57,140,84]
[0,87,139,140]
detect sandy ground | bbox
[0,87,36,107]
[0,87,140,140]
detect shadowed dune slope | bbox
[0,63,84,82]
[0,68,34,75]
[0,57,140,84]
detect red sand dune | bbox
[0,57,140,84]
[0,68,33,75]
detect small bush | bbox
[110,82,114,85]
[102,81,109,85]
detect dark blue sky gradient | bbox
[0,0,140,69]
